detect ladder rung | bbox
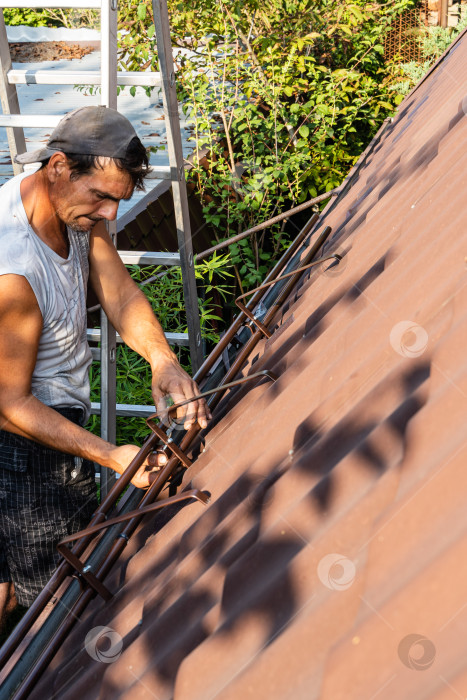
[146,166,173,180]
[0,114,62,128]
[90,402,156,418]
[87,328,123,344]
[119,251,181,266]
[7,69,162,88]
[87,329,189,346]
[0,1,101,7]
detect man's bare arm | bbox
[89,222,210,429]
[0,274,159,488]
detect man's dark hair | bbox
[66,137,150,190]
[41,137,150,190]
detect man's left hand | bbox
[151,356,211,431]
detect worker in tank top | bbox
[0,106,210,625]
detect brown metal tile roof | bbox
[29,29,467,700]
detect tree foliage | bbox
[118,0,414,293]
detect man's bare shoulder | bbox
[89,220,126,270]
[0,274,41,317]
[0,274,43,406]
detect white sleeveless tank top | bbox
[0,172,92,421]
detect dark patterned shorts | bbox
[0,408,98,607]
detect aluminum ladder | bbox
[0,0,204,496]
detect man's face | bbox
[49,156,134,233]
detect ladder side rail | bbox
[151,0,203,373]
[0,11,25,175]
[99,0,118,498]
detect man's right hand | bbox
[107,444,168,489]
[0,274,167,491]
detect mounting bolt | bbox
[110,347,116,363]
[82,565,92,574]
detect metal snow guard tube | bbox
[56,489,210,601]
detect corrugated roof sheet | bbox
[28,29,467,700]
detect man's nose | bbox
[97,200,119,221]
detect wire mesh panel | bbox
[384,1,430,62]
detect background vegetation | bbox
[389,5,467,95]
[119,0,415,294]
[2,6,98,27]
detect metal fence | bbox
[384,1,430,62]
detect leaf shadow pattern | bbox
[292,363,430,512]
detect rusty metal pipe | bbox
[174,225,334,434]
[60,490,210,547]
[0,432,159,671]
[10,453,188,699]
[193,212,319,386]
[235,253,340,337]
[196,190,338,261]
[205,225,333,410]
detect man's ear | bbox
[47,152,69,183]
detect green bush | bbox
[2,6,99,28]
[117,0,415,296]
[2,8,49,26]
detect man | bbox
[0,106,209,628]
